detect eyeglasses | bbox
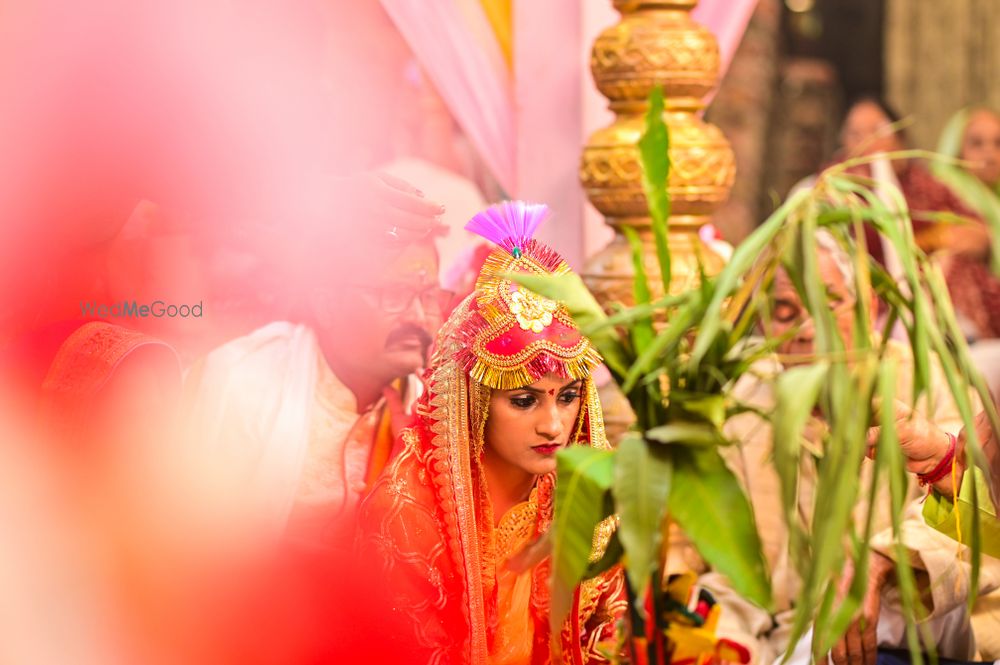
[353,284,455,314]
[771,294,855,325]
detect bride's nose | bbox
[535,400,565,441]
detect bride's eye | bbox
[510,394,536,409]
[558,390,581,405]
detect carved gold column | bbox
[581,0,735,305]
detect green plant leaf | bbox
[551,445,616,633]
[623,225,656,354]
[622,291,705,394]
[528,146,1000,657]
[870,357,932,664]
[798,212,843,358]
[817,417,883,657]
[583,292,688,336]
[924,265,997,474]
[669,447,773,610]
[673,393,728,429]
[692,188,811,365]
[789,352,877,655]
[613,433,673,598]
[920,267,990,598]
[645,421,725,447]
[807,582,838,661]
[772,361,828,595]
[924,261,1000,606]
[773,363,828,516]
[818,535,871,657]
[638,85,672,295]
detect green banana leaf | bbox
[614,433,673,598]
[638,84,672,295]
[623,225,656,354]
[669,447,773,610]
[645,422,727,447]
[550,445,617,633]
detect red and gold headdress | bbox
[459,201,601,390]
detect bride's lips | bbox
[532,443,560,456]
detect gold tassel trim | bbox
[467,345,602,391]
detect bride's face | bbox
[483,373,584,476]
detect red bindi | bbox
[547,389,556,396]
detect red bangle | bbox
[917,433,957,487]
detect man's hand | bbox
[351,172,447,243]
[945,223,991,261]
[866,399,952,475]
[831,552,894,665]
[867,400,966,495]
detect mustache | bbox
[384,324,433,350]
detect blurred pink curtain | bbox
[379,0,516,195]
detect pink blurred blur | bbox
[0,0,418,345]
[0,1,429,662]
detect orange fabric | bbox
[364,380,400,489]
[488,492,537,665]
[478,0,511,65]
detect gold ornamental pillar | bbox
[581,0,736,305]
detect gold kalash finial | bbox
[581,0,736,306]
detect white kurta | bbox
[184,321,395,537]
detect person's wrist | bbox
[869,552,895,586]
[933,433,966,494]
[914,427,952,476]
[918,432,958,488]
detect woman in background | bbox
[932,107,1000,395]
[827,98,1000,350]
[833,97,989,261]
[934,106,1000,238]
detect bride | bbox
[359,201,625,665]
